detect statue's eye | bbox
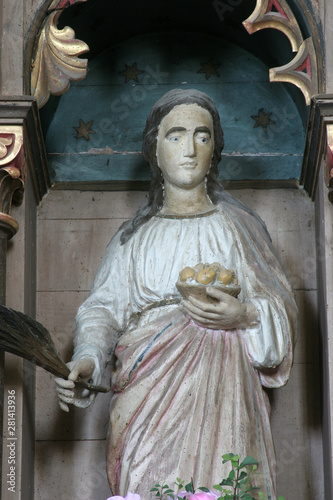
[196,133,210,144]
[168,135,180,142]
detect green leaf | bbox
[221,479,233,486]
[278,497,285,500]
[185,483,194,493]
[222,453,233,462]
[242,486,259,493]
[198,487,210,492]
[239,457,258,468]
[240,494,256,500]
[150,488,160,492]
[213,484,223,491]
[162,485,170,489]
[228,469,235,480]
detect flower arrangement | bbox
[107,453,285,500]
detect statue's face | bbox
[156,103,214,190]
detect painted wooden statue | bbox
[55,89,297,500]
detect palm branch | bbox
[0,304,109,393]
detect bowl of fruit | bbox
[176,262,241,304]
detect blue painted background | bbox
[41,32,306,184]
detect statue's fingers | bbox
[67,358,95,381]
[182,299,206,316]
[57,391,74,405]
[56,386,75,398]
[188,293,232,313]
[54,376,75,389]
[188,308,221,321]
[58,400,69,412]
[206,287,232,302]
[185,310,214,326]
[183,298,225,318]
[68,366,82,382]
[184,296,218,313]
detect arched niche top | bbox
[26,0,324,109]
[40,32,305,188]
[243,0,323,105]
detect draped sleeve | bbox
[221,202,298,388]
[73,229,139,373]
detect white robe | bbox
[73,201,297,500]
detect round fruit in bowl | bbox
[176,262,241,304]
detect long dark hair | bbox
[120,88,260,245]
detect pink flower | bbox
[107,494,141,500]
[180,492,218,500]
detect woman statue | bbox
[56,89,297,500]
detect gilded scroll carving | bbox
[0,127,25,237]
[243,0,318,105]
[31,10,89,108]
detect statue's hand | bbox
[181,287,258,330]
[55,357,96,412]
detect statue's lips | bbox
[180,162,197,169]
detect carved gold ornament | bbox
[31,10,89,108]
[0,137,12,159]
[0,128,23,172]
[0,126,25,237]
[243,0,318,105]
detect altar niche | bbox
[40,32,306,188]
[25,1,323,499]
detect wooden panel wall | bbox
[35,188,323,500]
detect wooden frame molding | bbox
[325,124,333,201]
[301,94,333,202]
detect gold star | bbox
[73,119,96,141]
[251,109,275,133]
[119,63,145,83]
[197,60,220,80]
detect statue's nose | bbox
[183,134,195,157]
